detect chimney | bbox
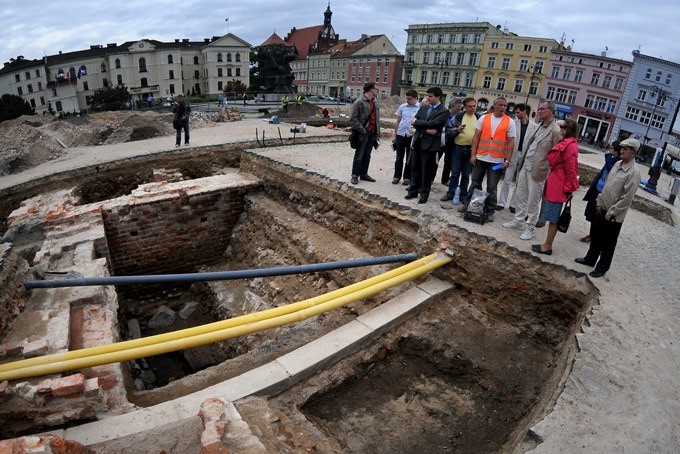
[204,38,210,43]
[175,39,180,43]
[107,43,117,47]
[182,39,189,43]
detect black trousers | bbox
[584,210,623,273]
[407,141,437,198]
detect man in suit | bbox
[497,103,538,212]
[502,100,561,239]
[405,86,450,204]
[457,97,516,221]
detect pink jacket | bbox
[545,137,580,203]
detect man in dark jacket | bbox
[405,86,450,204]
[172,95,191,146]
[349,83,380,185]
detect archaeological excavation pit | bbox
[0,155,598,451]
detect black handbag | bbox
[557,199,572,233]
[349,131,360,149]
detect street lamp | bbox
[644,86,672,191]
[525,65,540,105]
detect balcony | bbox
[402,61,415,68]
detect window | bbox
[438,34,444,44]
[514,79,524,92]
[431,71,439,84]
[40,96,45,105]
[235,68,240,76]
[465,73,473,88]
[505,43,513,50]
[529,81,538,95]
[17,87,23,95]
[551,66,560,78]
[101,63,107,72]
[614,77,623,91]
[497,77,506,90]
[590,73,600,85]
[595,96,607,111]
[383,74,388,83]
[194,56,200,64]
[115,58,121,69]
[603,75,612,88]
[217,53,222,62]
[487,56,496,68]
[227,68,232,77]
[30,99,36,108]
[52,88,57,96]
[523,44,532,51]
[218,68,223,77]
[27,84,33,93]
[426,34,433,44]
[539,45,548,53]
[141,78,148,88]
[519,59,529,72]
[445,52,452,64]
[235,53,241,62]
[449,34,456,44]
[546,86,556,100]
[606,99,617,113]
[453,72,461,86]
[377,58,381,67]
[502,57,510,70]
[103,79,108,87]
[83,81,89,91]
[491,42,499,49]
[655,70,662,82]
[651,113,665,129]
[375,74,380,83]
[38,82,42,90]
[434,52,441,64]
[483,75,492,88]
[194,70,200,79]
[666,74,672,85]
[534,61,544,73]
[14,74,20,83]
[411,34,419,44]
[584,94,595,108]
[469,53,478,66]
[35,69,41,77]
[423,52,430,64]
[55,101,63,112]
[645,68,652,79]
[116,74,123,85]
[169,70,175,79]
[420,70,427,84]
[574,69,583,83]
[555,88,569,103]
[567,90,577,104]
[227,53,232,62]
[563,68,571,80]
[168,54,174,64]
[25,71,31,80]
[473,34,481,44]
[138,58,147,72]
[456,52,465,65]
[639,110,651,125]
[462,34,469,44]
[217,81,223,90]
[442,71,450,85]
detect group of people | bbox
[349,85,641,278]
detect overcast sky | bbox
[2,0,679,68]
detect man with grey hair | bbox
[502,100,561,239]
[575,137,641,278]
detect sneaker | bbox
[520,227,536,240]
[402,179,410,186]
[495,205,505,211]
[351,176,358,185]
[486,213,494,222]
[392,178,400,184]
[440,193,454,202]
[502,220,524,230]
[360,175,376,182]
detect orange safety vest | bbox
[477,114,511,159]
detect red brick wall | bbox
[102,188,247,278]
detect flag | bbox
[65,71,70,81]
[77,67,84,79]
[225,17,229,22]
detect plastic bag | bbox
[467,189,488,215]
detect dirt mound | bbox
[0,110,216,176]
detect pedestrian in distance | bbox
[172,94,191,146]
[575,138,641,278]
[531,119,580,255]
[438,98,463,186]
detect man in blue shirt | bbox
[391,89,420,185]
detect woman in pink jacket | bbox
[532,119,580,255]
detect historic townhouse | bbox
[400,22,506,103]
[0,34,251,114]
[545,50,632,146]
[475,35,560,113]
[610,50,680,161]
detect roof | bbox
[285,25,324,59]
[260,33,289,47]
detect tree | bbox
[0,93,35,123]
[89,85,131,111]
[249,46,264,92]
[225,79,247,94]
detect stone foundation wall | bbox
[0,243,28,341]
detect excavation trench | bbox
[0,150,597,452]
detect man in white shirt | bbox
[391,89,419,185]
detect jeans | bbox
[393,134,412,180]
[446,145,472,198]
[463,159,503,214]
[175,121,190,145]
[438,142,454,184]
[351,131,376,177]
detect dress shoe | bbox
[417,196,429,204]
[509,207,516,213]
[574,257,595,267]
[350,176,358,185]
[580,235,591,243]
[360,175,376,182]
[440,193,454,202]
[589,270,605,278]
[402,179,410,186]
[495,205,505,211]
[392,178,400,184]
[486,213,494,222]
[405,193,418,200]
[531,244,552,255]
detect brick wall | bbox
[0,243,28,340]
[102,176,260,278]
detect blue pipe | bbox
[24,253,419,289]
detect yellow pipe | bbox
[0,253,437,373]
[0,254,451,381]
